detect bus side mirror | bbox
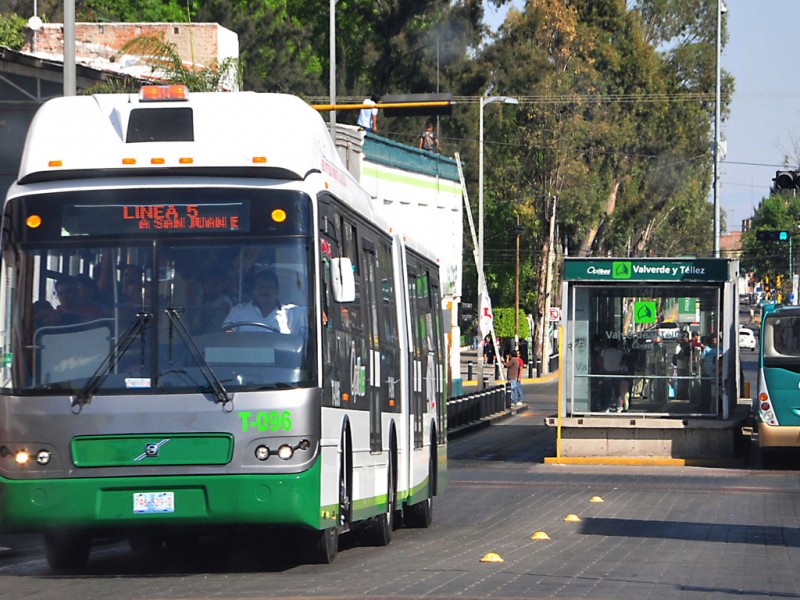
[331,257,355,302]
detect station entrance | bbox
[551,258,746,462]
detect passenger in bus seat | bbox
[200,268,233,333]
[54,276,103,323]
[224,270,306,333]
[33,299,59,330]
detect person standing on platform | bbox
[357,95,379,132]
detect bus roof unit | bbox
[15,88,359,193]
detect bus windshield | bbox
[763,313,800,359]
[1,188,317,396]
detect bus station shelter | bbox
[549,257,748,463]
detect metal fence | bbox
[461,354,559,382]
[446,383,510,430]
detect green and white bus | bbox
[0,85,446,567]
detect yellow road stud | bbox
[590,496,604,503]
[531,531,550,540]
[480,552,504,563]
[564,514,581,522]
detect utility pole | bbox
[536,196,557,375]
[515,215,520,352]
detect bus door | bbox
[407,266,424,448]
[361,240,382,452]
[378,242,400,429]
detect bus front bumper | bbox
[758,421,800,449]
[0,464,322,534]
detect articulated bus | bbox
[757,304,800,454]
[0,86,446,567]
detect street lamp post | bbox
[513,216,523,354]
[477,95,518,387]
[329,0,337,130]
[713,0,726,256]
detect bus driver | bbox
[224,269,305,333]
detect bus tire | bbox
[309,431,350,563]
[310,526,339,564]
[362,453,395,546]
[44,530,90,570]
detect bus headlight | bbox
[253,440,311,462]
[255,445,271,461]
[14,450,30,465]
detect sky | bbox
[483,1,800,233]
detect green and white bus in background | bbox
[0,85,446,567]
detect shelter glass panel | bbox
[569,285,720,416]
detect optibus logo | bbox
[612,261,632,279]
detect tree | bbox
[0,12,25,49]
[741,194,800,284]
[0,0,191,22]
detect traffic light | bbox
[458,302,474,330]
[756,229,790,241]
[774,170,798,191]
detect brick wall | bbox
[23,22,237,70]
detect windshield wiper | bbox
[163,307,233,407]
[72,311,152,409]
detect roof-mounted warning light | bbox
[140,85,189,102]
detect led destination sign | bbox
[62,201,250,236]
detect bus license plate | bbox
[133,491,175,514]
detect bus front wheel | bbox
[44,530,90,570]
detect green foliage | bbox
[0,12,26,50]
[491,308,530,339]
[79,0,192,22]
[0,0,726,323]
[740,194,800,282]
[0,0,192,22]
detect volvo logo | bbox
[134,439,170,461]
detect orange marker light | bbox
[140,84,189,101]
[150,157,165,165]
[252,156,267,164]
[122,158,136,165]
[48,160,62,168]
[26,215,42,229]
[179,157,193,164]
[271,209,287,223]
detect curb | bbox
[543,456,746,468]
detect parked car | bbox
[655,322,681,340]
[739,327,756,351]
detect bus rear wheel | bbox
[44,530,90,570]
